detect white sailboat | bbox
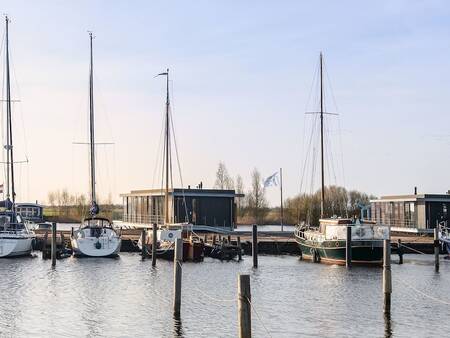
[0,16,35,258]
[70,32,121,257]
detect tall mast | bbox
[319,52,325,218]
[5,16,15,206]
[164,69,170,224]
[88,32,96,212]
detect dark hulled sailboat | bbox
[294,53,389,265]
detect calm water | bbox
[0,253,449,337]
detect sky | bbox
[2,0,450,205]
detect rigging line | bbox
[1,33,5,197]
[298,118,316,222]
[168,81,189,222]
[9,47,29,160]
[151,111,166,189]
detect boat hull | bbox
[295,237,384,265]
[0,235,34,258]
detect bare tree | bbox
[47,191,56,207]
[214,162,234,189]
[247,168,267,224]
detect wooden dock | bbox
[32,228,440,255]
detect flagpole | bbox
[280,167,284,231]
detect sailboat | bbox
[0,16,35,258]
[137,69,202,261]
[294,53,389,265]
[70,32,121,257]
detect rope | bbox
[189,285,235,303]
[246,297,273,338]
[396,278,450,306]
[398,243,427,255]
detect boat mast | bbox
[319,52,325,218]
[164,69,170,225]
[5,16,15,207]
[88,32,97,214]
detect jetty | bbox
[32,227,440,257]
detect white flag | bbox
[263,172,279,188]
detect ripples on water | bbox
[0,254,449,337]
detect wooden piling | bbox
[237,236,242,261]
[252,224,258,268]
[383,239,392,315]
[203,234,208,244]
[152,224,157,267]
[51,222,57,267]
[173,237,183,318]
[397,239,403,264]
[346,225,352,268]
[227,235,231,244]
[434,227,439,272]
[212,235,217,245]
[238,274,251,338]
[141,229,147,259]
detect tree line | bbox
[214,162,374,225]
[46,189,116,221]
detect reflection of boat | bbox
[294,53,389,265]
[0,17,35,258]
[136,70,203,261]
[70,33,121,257]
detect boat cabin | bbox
[15,203,44,223]
[319,218,389,241]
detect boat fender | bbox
[95,241,102,249]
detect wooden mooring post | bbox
[173,237,183,318]
[383,239,392,315]
[346,225,352,268]
[152,224,157,267]
[51,222,57,267]
[237,236,242,261]
[252,224,258,268]
[141,229,147,260]
[238,274,251,338]
[397,239,403,264]
[434,227,439,272]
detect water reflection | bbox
[0,254,449,337]
[173,315,184,337]
[384,313,392,338]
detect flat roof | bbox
[120,188,244,198]
[370,193,450,203]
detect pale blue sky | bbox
[2,0,450,205]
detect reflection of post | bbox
[384,313,392,338]
[383,239,392,315]
[238,274,251,338]
[434,226,439,272]
[173,238,183,317]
